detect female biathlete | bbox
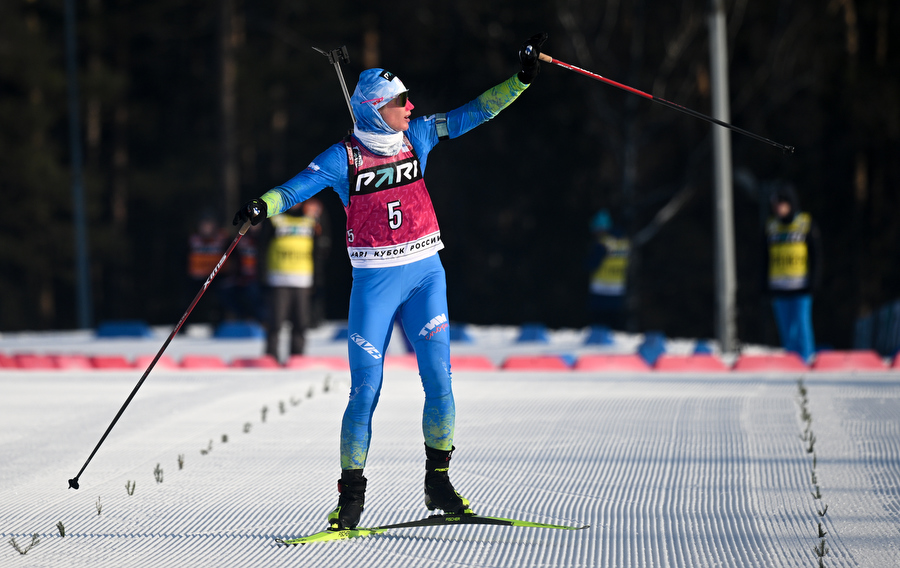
[233,33,548,530]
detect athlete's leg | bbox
[341,266,400,470]
[796,294,816,362]
[265,286,290,360]
[783,296,805,358]
[398,255,454,451]
[398,255,470,513]
[288,287,311,355]
[771,297,792,352]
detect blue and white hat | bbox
[351,68,408,135]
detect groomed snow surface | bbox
[2,325,899,567]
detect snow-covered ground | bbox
[1,324,898,567]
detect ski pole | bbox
[313,45,356,126]
[537,52,795,154]
[67,220,252,490]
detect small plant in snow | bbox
[57,521,65,537]
[814,536,830,568]
[290,396,301,406]
[178,454,185,469]
[323,374,332,392]
[243,422,252,433]
[801,419,813,440]
[261,406,268,422]
[201,440,213,454]
[125,480,136,495]
[797,378,831,563]
[306,386,314,399]
[279,401,286,414]
[95,496,102,516]
[8,534,39,555]
[222,434,228,443]
[797,380,812,421]
[154,463,164,484]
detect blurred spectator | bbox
[220,223,264,323]
[186,212,229,324]
[586,209,630,330]
[762,184,823,363]
[302,197,332,327]
[264,202,317,361]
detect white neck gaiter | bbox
[353,125,404,156]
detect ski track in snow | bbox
[2,363,899,567]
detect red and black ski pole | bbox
[67,220,252,490]
[537,52,795,155]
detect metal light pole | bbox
[65,0,93,329]
[66,0,92,328]
[709,0,737,353]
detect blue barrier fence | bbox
[855,299,900,357]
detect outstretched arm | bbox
[233,144,348,227]
[445,75,530,139]
[446,32,548,139]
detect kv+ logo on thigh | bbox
[351,333,383,359]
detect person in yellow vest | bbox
[762,184,822,363]
[264,202,317,360]
[586,209,630,330]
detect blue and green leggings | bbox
[341,253,454,470]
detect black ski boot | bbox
[327,469,367,529]
[424,444,472,514]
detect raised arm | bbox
[445,32,548,139]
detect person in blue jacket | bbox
[233,33,548,529]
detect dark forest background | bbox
[2,0,898,350]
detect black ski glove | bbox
[232,198,268,226]
[518,32,548,84]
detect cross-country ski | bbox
[277,513,589,545]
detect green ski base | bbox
[277,513,589,545]
[277,527,387,545]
